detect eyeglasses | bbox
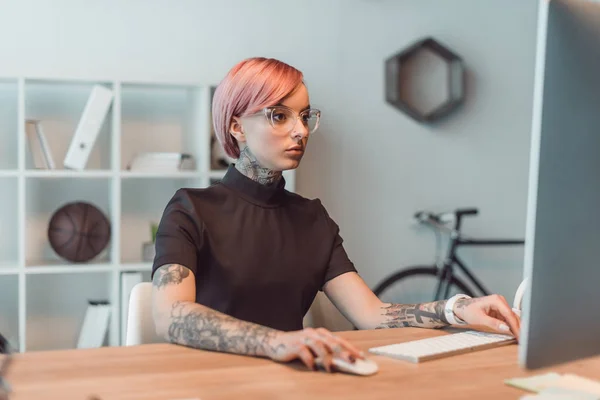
[249,105,321,135]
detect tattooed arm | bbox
[375,301,449,329]
[151,263,365,369]
[323,272,451,329]
[324,272,521,336]
[151,263,283,357]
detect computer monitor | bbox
[519,0,600,369]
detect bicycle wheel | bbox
[372,266,476,305]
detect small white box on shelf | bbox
[64,85,114,170]
[127,152,195,173]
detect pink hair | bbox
[212,57,304,159]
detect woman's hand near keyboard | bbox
[453,295,521,340]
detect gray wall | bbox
[0,0,539,330]
[305,0,539,329]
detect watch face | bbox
[445,294,470,325]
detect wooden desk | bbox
[5,328,600,400]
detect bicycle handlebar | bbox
[414,208,480,232]
[456,208,478,217]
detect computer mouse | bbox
[316,356,379,376]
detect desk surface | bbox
[5,328,600,400]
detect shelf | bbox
[0,75,296,352]
[24,169,114,178]
[120,83,210,172]
[24,170,208,179]
[120,170,201,179]
[0,79,18,170]
[119,262,152,272]
[385,37,465,123]
[120,178,200,263]
[0,170,18,177]
[24,262,113,274]
[26,272,112,351]
[0,268,19,276]
[0,275,19,351]
[0,178,19,267]
[24,79,114,170]
[25,178,113,265]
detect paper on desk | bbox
[507,373,600,398]
[552,375,600,396]
[506,373,563,392]
[520,386,599,399]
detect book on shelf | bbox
[64,84,114,170]
[77,300,111,349]
[25,120,55,169]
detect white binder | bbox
[64,85,113,170]
[77,300,111,349]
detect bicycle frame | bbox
[434,236,525,301]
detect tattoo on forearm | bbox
[236,146,282,185]
[168,301,285,358]
[454,297,479,312]
[376,300,450,329]
[153,264,190,289]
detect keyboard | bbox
[368,330,517,363]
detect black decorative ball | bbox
[47,201,111,263]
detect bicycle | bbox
[372,208,525,305]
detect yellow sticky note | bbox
[505,372,563,392]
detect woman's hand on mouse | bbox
[265,327,365,372]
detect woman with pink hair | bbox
[151,57,520,373]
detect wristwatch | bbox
[444,294,472,325]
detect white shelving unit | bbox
[0,76,295,353]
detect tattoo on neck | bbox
[153,264,190,289]
[168,301,286,358]
[376,300,450,329]
[235,146,282,185]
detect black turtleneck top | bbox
[151,165,357,332]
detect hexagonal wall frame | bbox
[385,37,465,123]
